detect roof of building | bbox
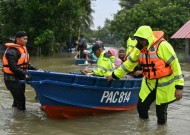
[171,20,190,39]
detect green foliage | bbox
[109,0,190,47]
[0,0,93,55]
[34,29,55,55]
[1,0,189,52]
[119,0,140,9]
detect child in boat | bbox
[107,48,122,68]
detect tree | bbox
[119,0,140,9]
[0,0,93,55]
[109,0,190,47]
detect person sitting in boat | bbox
[77,35,87,59]
[118,47,127,62]
[82,43,115,77]
[107,48,122,68]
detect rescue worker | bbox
[83,43,115,77]
[3,31,39,111]
[107,26,184,125]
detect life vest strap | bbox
[145,78,158,91]
[141,63,155,67]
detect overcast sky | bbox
[91,0,121,30]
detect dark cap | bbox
[15,31,27,38]
[92,43,102,52]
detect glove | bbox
[25,72,31,83]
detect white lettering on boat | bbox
[100,91,131,103]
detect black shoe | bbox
[139,115,149,120]
[17,105,26,111]
[17,107,26,111]
[157,120,166,125]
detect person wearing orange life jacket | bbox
[107,26,184,125]
[3,31,39,111]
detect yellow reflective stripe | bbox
[121,64,131,72]
[140,54,158,58]
[140,54,177,65]
[158,74,184,87]
[98,66,107,72]
[149,54,157,58]
[140,54,145,58]
[98,66,114,72]
[128,55,138,63]
[109,60,115,71]
[167,54,177,65]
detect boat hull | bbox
[27,70,142,119]
[41,105,136,119]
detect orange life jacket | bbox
[139,31,172,79]
[2,43,29,74]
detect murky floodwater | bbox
[0,51,190,135]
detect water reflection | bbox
[0,52,190,135]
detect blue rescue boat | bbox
[75,58,97,65]
[75,48,98,65]
[27,70,142,119]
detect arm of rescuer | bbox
[157,41,184,100]
[107,47,140,80]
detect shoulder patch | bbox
[150,46,155,52]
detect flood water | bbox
[0,51,190,135]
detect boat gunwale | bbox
[28,79,141,90]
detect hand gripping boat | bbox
[27,70,142,119]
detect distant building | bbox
[171,20,190,62]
